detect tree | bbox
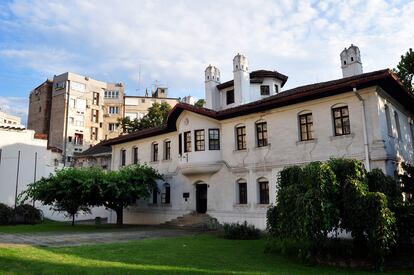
[118,102,172,133]
[394,48,414,93]
[195,99,205,108]
[23,168,102,225]
[97,165,163,225]
[399,162,414,202]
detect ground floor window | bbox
[238,180,247,204]
[161,183,171,204]
[258,178,269,204]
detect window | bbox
[226,89,235,105]
[299,113,314,141]
[132,147,138,164]
[178,133,182,156]
[394,111,401,139]
[256,122,268,147]
[74,134,83,145]
[39,106,42,113]
[108,123,117,131]
[238,180,247,204]
[152,187,158,204]
[55,81,66,90]
[104,90,119,99]
[164,140,171,160]
[71,81,86,92]
[274,84,279,94]
[260,85,270,96]
[152,143,158,162]
[161,183,171,204]
[68,136,73,143]
[385,105,392,136]
[93,92,99,105]
[236,126,247,150]
[90,127,98,140]
[332,106,350,136]
[208,129,220,150]
[69,117,74,125]
[258,178,269,204]
[120,149,126,167]
[410,122,414,144]
[351,57,354,61]
[109,106,119,114]
[195,130,205,151]
[91,109,99,123]
[69,98,76,109]
[184,131,191,152]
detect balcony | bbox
[178,151,223,176]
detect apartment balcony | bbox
[178,151,223,176]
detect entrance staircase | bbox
[163,212,220,231]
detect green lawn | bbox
[0,219,132,234]
[0,235,405,275]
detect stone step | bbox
[163,213,220,230]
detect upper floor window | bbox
[109,106,119,114]
[108,123,117,132]
[178,133,183,156]
[274,84,279,94]
[152,143,159,162]
[90,127,98,140]
[120,149,126,167]
[332,106,350,136]
[256,121,268,147]
[385,105,392,136]
[236,125,246,150]
[260,85,270,96]
[208,129,220,150]
[184,131,191,152]
[91,109,99,123]
[93,92,99,105]
[195,130,205,151]
[164,140,171,160]
[55,81,65,90]
[394,111,402,139]
[238,179,247,204]
[104,90,119,99]
[299,113,314,141]
[258,178,269,204]
[227,89,235,105]
[132,147,138,164]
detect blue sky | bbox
[1,0,413,124]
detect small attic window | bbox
[351,57,354,61]
[207,76,209,80]
[236,65,238,69]
[343,60,347,65]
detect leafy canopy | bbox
[394,48,414,93]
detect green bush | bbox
[0,203,13,225]
[223,221,261,240]
[15,204,42,224]
[393,202,414,245]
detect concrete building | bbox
[0,109,22,126]
[28,72,124,165]
[74,142,112,170]
[124,87,180,120]
[103,46,414,229]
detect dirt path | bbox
[0,227,200,247]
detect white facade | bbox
[0,126,112,222]
[0,110,22,126]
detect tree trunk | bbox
[72,214,75,226]
[116,207,123,226]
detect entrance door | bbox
[196,184,207,213]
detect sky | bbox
[0,0,413,125]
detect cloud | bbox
[0,96,28,126]
[1,0,413,100]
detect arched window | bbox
[120,149,126,167]
[258,178,269,204]
[132,146,138,164]
[394,111,401,139]
[235,124,246,150]
[152,142,158,162]
[237,179,247,204]
[255,120,268,147]
[161,183,171,204]
[385,105,392,136]
[164,140,171,160]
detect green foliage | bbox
[267,158,398,269]
[15,204,42,225]
[399,162,414,202]
[393,48,414,93]
[118,102,172,133]
[393,202,414,244]
[194,99,205,108]
[0,203,13,225]
[223,221,261,240]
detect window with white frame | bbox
[108,123,117,131]
[108,106,120,114]
[258,178,269,204]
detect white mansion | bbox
[104,46,414,228]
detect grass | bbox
[0,219,131,234]
[0,234,406,275]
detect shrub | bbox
[15,204,42,224]
[393,202,414,245]
[223,221,261,240]
[0,203,13,225]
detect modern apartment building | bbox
[124,87,180,120]
[28,72,124,165]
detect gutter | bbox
[353,87,371,171]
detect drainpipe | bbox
[353,87,371,171]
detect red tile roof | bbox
[103,69,413,146]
